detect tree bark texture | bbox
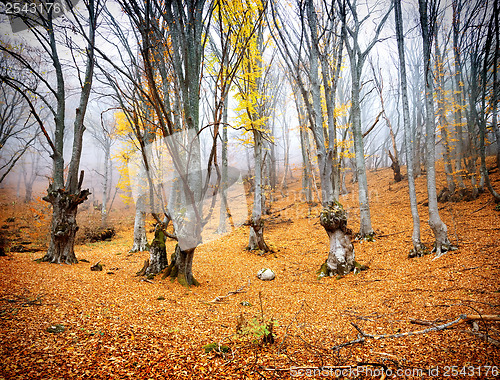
[351,69,374,237]
[144,227,168,276]
[42,186,90,264]
[318,202,354,276]
[394,0,426,256]
[130,206,148,252]
[419,0,451,257]
[248,131,269,252]
[163,244,199,287]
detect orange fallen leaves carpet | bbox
[1,159,499,379]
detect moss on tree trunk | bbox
[143,227,168,276]
[162,244,199,287]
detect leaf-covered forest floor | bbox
[1,158,499,379]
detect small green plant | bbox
[239,316,278,344]
[203,342,230,354]
[236,292,278,345]
[495,204,500,211]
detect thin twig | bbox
[262,365,352,372]
[332,335,365,351]
[278,300,307,353]
[377,230,408,238]
[471,199,493,214]
[459,330,500,346]
[204,279,250,303]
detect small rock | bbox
[257,268,275,281]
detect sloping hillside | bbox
[0,158,499,379]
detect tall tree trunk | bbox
[43,0,96,264]
[435,40,456,194]
[305,0,334,205]
[292,82,313,202]
[281,120,290,190]
[299,123,313,203]
[217,96,229,233]
[130,196,148,252]
[492,0,500,169]
[467,73,480,196]
[43,184,90,264]
[479,116,500,201]
[413,100,423,177]
[478,7,500,202]
[24,183,33,204]
[395,0,426,256]
[269,113,278,191]
[248,130,269,252]
[339,0,391,238]
[419,0,451,257]
[452,0,467,188]
[351,69,374,237]
[101,145,110,227]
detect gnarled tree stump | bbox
[318,202,355,277]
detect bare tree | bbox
[394,0,426,256]
[272,0,356,276]
[434,34,456,195]
[1,0,101,264]
[87,111,116,227]
[339,0,393,238]
[478,0,500,202]
[370,60,402,183]
[0,50,39,183]
[99,0,256,285]
[21,147,42,203]
[492,0,500,170]
[418,0,451,257]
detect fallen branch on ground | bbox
[332,335,365,351]
[351,315,467,340]
[261,365,352,372]
[377,230,408,238]
[331,314,500,350]
[270,203,295,214]
[204,280,250,303]
[351,314,500,341]
[459,330,500,346]
[471,199,493,214]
